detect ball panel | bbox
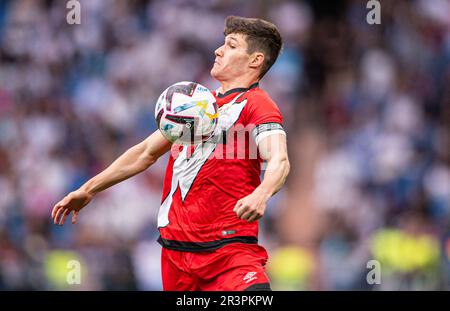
[155,81,218,145]
[165,82,197,111]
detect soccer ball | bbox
[155,81,218,145]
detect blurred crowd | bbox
[0,0,449,290]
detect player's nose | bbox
[215,45,224,57]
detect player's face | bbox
[211,33,252,81]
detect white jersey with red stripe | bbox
[157,82,285,251]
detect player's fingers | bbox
[233,200,243,212]
[247,213,262,223]
[52,194,71,218]
[236,205,249,218]
[52,201,64,219]
[72,211,79,224]
[52,205,63,224]
[51,204,59,220]
[59,208,71,226]
[54,206,68,225]
[240,209,254,221]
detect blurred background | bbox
[0,0,449,290]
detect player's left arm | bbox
[234,133,290,222]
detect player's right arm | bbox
[51,130,171,226]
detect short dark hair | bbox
[224,16,283,79]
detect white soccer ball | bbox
[155,81,218,145]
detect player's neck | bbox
[218,77,259,95]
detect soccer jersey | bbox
[157,82,285,251]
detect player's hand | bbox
[233,189,270,222]
[51,189,93,226]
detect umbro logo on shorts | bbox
[243,272,258,284]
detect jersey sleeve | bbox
[245,93,286,145]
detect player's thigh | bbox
[200,264,271,291]
[161,248,199,291]
[199,244,271,291]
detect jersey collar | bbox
[216,82,259,98]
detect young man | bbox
[51,16,290,291]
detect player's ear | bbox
[249,52,265,70]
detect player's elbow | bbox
[282,156,290,178]
[141,153,158,168]
[133,140,160,170]
[135,148,158,170]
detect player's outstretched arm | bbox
[234,133,290,222]
[51,130,172,226]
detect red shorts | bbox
[161,243,271,291]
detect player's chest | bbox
[216,96,248,130]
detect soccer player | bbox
[51,16,290,291]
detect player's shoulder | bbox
[242,86,280,111]
[243,86,274,101]
[240,86,283,125]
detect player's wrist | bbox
[254,186,272,202]
[79,183,98,197]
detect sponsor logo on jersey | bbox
[243,272,258,284]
